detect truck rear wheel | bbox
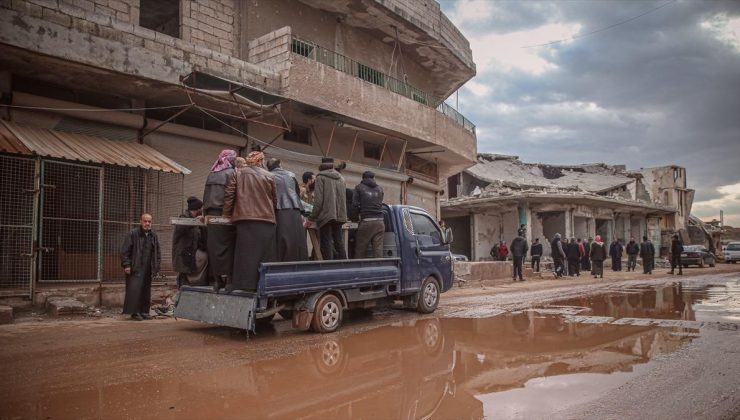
[417,277,440,314]
[311,294,343,333]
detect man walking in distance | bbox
[551,233,566,277]
[640,235,655,274]
[510,230,529,281]
[172,197,207,288]
[309,157,348,260]
[566,238,581,277]
[267,158,308,262]
[121,213,160,321]
[203,149,237,292]
[590,235,606,279]
[625,237,640,272]
[223,151,277,293]
[582,237,593,273]
[352,171,385,258]
[530,238,543,272]
[669,234,684,275]
[609,238,623,271]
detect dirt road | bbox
[1,265,738,419]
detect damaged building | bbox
[0,0,477,301]
[442,154,694,261]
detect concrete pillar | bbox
[470,211,477,261]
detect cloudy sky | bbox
[438,0,740,225]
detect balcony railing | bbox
[291,36,476,134]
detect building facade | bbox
[442,154,693,260]
[0,0,477,299]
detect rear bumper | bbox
[681,257,702,265]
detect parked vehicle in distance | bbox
[680,245,716,268]
[174,204,453,334]
[452,254,469,262]
[725,242,740,264]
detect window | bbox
[410,212,443,246]
[357,63,385,86]
[291,39,314,58]
[283,125,311,145]
[139,0,180,38]
[363,142,382,160]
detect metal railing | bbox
[291,36,475,134]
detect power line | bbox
[521,0,677,49]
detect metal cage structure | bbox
[0,154,183,296]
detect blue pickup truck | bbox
[174,204,453,333]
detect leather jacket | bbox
[271,168,303,211]
[353,178,384,220]
[203,168,234,216]
[223,166,277,224]
[121,227,160,274]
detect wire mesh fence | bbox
[0,155,34,293]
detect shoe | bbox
[141,313,153,320]
[130,313,143,321]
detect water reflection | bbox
[2,312,694,420]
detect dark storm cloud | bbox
[440,0,740,214]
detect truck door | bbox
[401,208,452,292]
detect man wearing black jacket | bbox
[640,236,655,274]
[669,234,684,275]
[510,230,529,281]
[353,171,385,258]
[530,238,543,272]
[625,237,640,272]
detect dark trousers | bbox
[354,219,385,258]
[568,258,580,276]
[592,260,604,278]
[553,258,564,277]
[320,221,346,260]
[611,256,621,271]
[531,256,541,272]
[512,256,524,280]
[643,256,654,274]
[627,254,637,271]
[671,255,683,273]
[581,256,591,271]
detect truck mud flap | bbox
[174,287,257,332]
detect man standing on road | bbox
[223,151,278,293]
[511,230,529,281]
[582,237,592,273]
[172,197,207,288]
[609,239,624,271]
[640,235,655,274]
[121,213,161,321]
[566,238,581,277]
[551,233,566,277]
[626,237,640,272]
[590,235,606,279]
[268,158,307,262]
[309,157,348,260]
[352,171,385,259]
[669,234,684,275]
[530,238,543,272]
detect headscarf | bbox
[211,149,236,172]
[245,151,265,167]
[594,235,603,246]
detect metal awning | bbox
[181,71,287,108]
[0,120,190,174]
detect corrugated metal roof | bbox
[0,121,190,174]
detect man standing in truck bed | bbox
[353,171,385,259]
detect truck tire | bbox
[417,277,440,314]
[311,294,343,333]
[417,319,443,355]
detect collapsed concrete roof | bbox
[468,154,635,194]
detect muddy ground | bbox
[1,264,739,419]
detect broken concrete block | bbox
[47,297,88,317]
[0,305,13,324]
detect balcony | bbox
[290,36,476,135]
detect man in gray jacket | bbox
[309,157,347,260]
[268,158,308,262]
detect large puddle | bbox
[2,279,738,419]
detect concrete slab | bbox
[0,305,13,324]
[46,297,88,317]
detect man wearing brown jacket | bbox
[309,157,348,260]
[223,151,277,292]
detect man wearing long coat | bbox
[121,213,160,320]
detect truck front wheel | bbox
[417,277,440,314]
[311,294,343,333]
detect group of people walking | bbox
[550,234,656,279]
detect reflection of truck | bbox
[175,205,453,333]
